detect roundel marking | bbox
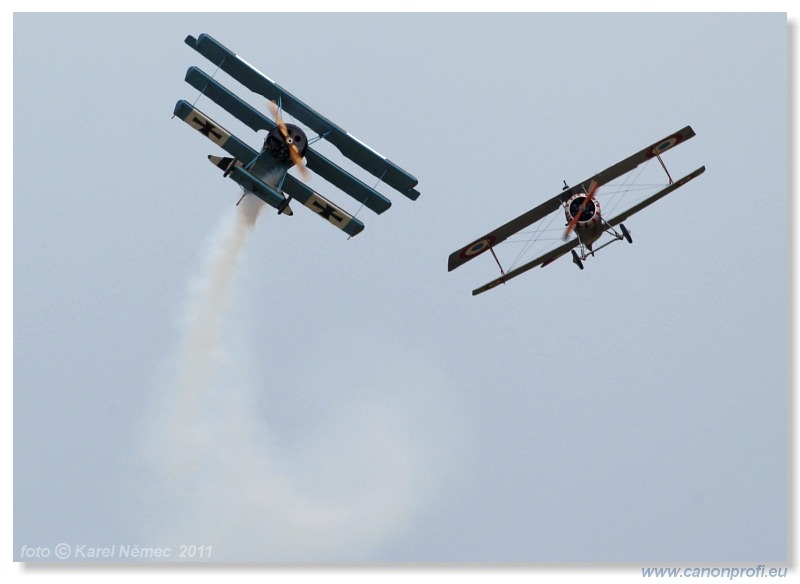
[648,133,684,158]
[485,279,504,291]
[460,235,497,259]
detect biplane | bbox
[173,33,419,237]
[448,126,705,295]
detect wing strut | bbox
[656,153,674,185]
[489,248,505,276]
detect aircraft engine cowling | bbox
[564,193,602,230]
[264,123,308,164]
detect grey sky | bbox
[12,11,788,566]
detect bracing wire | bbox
[498,161,664,272]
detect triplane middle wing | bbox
[174,33,419,237]
[448,127,705,295]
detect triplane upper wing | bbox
[174,33,419,237]
[448,127,705,295]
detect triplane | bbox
[174,33,420,237]
[448,127,705,295]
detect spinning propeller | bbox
[269,101,310,181]
[563,180,599,240]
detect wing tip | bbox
[472,279,503,296]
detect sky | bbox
[9,8,792,573]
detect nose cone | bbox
[264,123,308,164]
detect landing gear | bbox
[223,157,238,178]
[571,249,584,270]
[620,223,633,244]
[568,221,631,270]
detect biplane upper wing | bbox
[559,125,697,203]
[470,165,706,296]
[184,66,393,214]
[447,196,563,272]
[185,33,419,201]
[448,126,698,272]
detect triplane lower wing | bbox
[448,127,705,295]
[174,33,419,237]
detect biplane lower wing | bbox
[185,33,419,200]
[173,100,258,162]
[184,66,392,215]
[470,166,706,296]
[471,240,580,296]
[606,166,706,227]
[281,174,365,237]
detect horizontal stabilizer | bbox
[208,154,237,172]
[228,166,287,209]
[208,155,294,215]
[185,33,419,200]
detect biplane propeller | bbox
[563,179,599,240]
[267,100,310,183]
[448,126,706,295]
[173,33,420,237]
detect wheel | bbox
[571,249,584,270]
[223,157,238,178]
[277,195,294,216]
[620,223,633,244]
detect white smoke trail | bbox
[136,194,458,562]
[168,193,263,444]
